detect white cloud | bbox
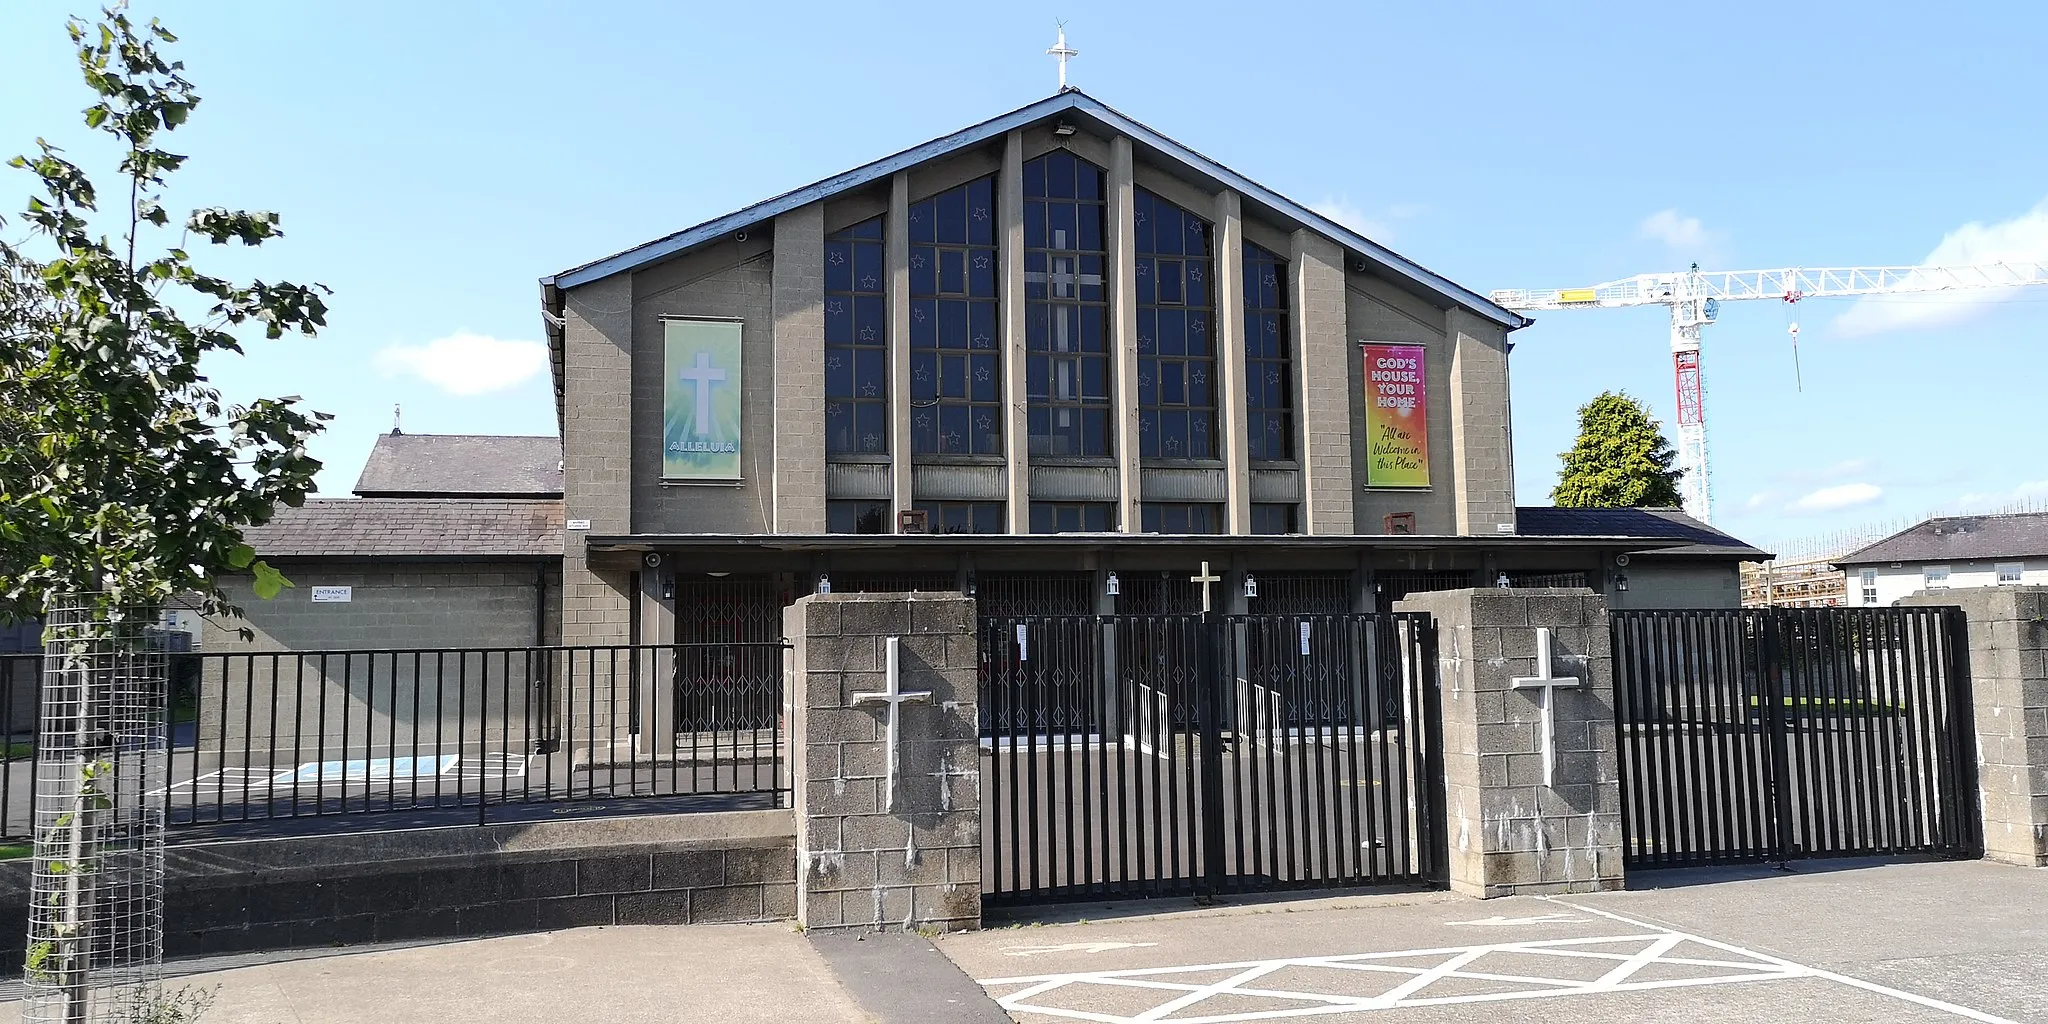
[1743,491,1776,511]
[1788,482,1883,514]
[373,331,548,396]
[1310,198,1394,241]
[1639,209,1719,253]
[1832,196,2048,338]
[1952,479,2048,511]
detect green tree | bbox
[1551,391,1685,508]
[0,5,331,624]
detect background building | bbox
[1836,511,2048,606]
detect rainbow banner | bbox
[1363,343,1429,487]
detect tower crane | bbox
[1491,262,2048,523]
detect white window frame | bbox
[1923,565,1951,591]
[1995,562,2024,585]
[1859,569,1878,604]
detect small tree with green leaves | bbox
[2,7,330,1021]
[1,5,330,621]
[1551,391,1685,508]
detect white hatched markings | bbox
[979,899,2026,1024]
[156,752,528,797]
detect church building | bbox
[533,87,1743,647]
[215,89,1762,653]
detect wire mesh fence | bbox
[24,598,169,1024]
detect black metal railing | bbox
[0,643,788,843]
[979,612,1442,906]
[1611,607,1978,868]
[0,654,37,843]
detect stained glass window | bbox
[1135,190,1215,460]
[1243,243,1293,461]
[909,177,1001,456]
[825,217,887,456]
[1023,152,1111,458]
[1140,502,1223,534]
[913,500,1004,534]
[1028,501,1115,534]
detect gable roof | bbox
[353,433,563,498]
[539,89,1532,430]
[1834,511,2048,567]
[242,499,564,559]
[1515,506,1771,560]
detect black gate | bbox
[1612,607,1979,869]
[980,612,1443,906]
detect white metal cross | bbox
[1046,24,1077,90]
[852,636,933,812]
[1509,627,1582,788]
[1190,561,1222,614]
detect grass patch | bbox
[2,741,30,760]
[0,844,30,861]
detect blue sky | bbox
[3,1,2044,555]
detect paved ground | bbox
[0,925,875,1024]
[943,858,2047,1023]
[0,858,2037,1022]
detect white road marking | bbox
[1446,912,1584,927]
[1543,897,2028,1024]
[1006,942,1162,957]
[979,932,1807,1023]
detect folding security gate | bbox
[1611,607,1979,869]
[980,612,1443,906]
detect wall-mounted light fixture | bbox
[965,572,978,597]
[1496,572,1512,589]
[1614,572,1630,592]
[816,572,832,595]
[1104,571,1120,597]
[1053,119,1077,136]
[1242,573,1259,599]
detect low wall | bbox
[0,810,796,973]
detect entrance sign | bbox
[1362,342,1430,487]
[309,586,352,604]
[662,317,743,480]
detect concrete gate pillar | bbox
[785,592,982,931]
[1395,588,1624,897]
[1903,586,2048,866]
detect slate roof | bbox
[1834,511,2048,566]
[1514,506,1771,560]
[352,433,562,498]
[241,499,564,559]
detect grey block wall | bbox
[787,593,981,932]
[561,272,636,689]
[1446,308,1517,536]
[1294,229,1354,534]
[1395,588,1624,897]
[0,812,797,971]
[775,206,829,533]
[1903,586,2048,866]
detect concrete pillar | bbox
[634,570,676,758]
[786,593,982,932]
[1394,587,1624,897]
[1000,131,1030,533]
[1213,190,1251,534]
[771,204,828,533]
[1904,586,2048,866]
[1109,137,1140,532]
[1291,230,1353,535]
[887,173,914,520]
[1447,307,1516,536]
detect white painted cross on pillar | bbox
[1509,627,1582,788]
[1190,561,1222,614]
[853,636,933,813]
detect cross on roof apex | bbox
[1046,22,1078,91]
